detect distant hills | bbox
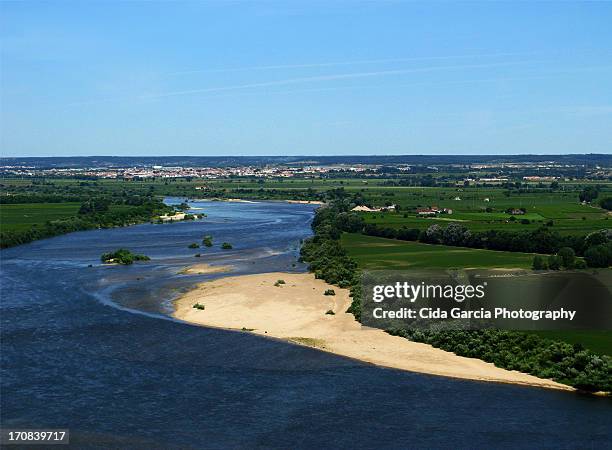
[1,154,610,169]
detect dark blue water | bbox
[1,200,610,449]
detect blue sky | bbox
[1,1,611,157]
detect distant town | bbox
[1,155,610,182]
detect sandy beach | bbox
[285,200,326,205]
[173,272,574,391]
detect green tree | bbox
[442,223,469,246]
[579,186,599,203]
[584,244,611,268]
[547,255,561,270]
[599,197,612,211]
[557,247,576,269]
[532,255,548,270]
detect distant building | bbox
[523,176,557,182]
[417,206,452,216]
[159,213,186,222]
[417,208,438,216]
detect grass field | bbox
[533,331,612,356]
[358,188,610,235]
[0,203,81,231]
[0,203,134,232]
[341,233,612,356]
[341,233,536,269]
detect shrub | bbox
[194,253,201,257]
[188,242,199,248]
[193,303,205,310]
[274,279,286,287]
[574,258,587,269]
[585,244,612,268]
[557,247,576,269]
[325,310,335,315]
[532,255,548,270]
[324,289,336,296]
[600,197,612,211]
[547,255,561,270]
[221,242,233,250]
[202,236,213,247]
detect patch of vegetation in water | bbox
[101,248,150,265]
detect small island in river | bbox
[101,248,150,265]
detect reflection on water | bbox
[1,200,610,449]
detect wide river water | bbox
[1,199,610,449]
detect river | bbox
[1,199,610,449]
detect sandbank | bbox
[173,272,574,391]
[178,263,234,275]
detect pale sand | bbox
[173,272,574,391]
[285,200,326,205]
[178,263,233,275]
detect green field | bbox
[0,202,136,232]
[0,203,81,231]
[533,331,612,357]
[341,233,536,269]
[341,233,612,356]
[357,189,610,235]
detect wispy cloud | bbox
[65,62,612,108]
[143,61,538,100]
[167,51,540,76]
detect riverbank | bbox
[173,272,574,392]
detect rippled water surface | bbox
[1,200,610,449]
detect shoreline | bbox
[173,272,575,392]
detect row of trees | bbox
[364,222,581,254]
[388,328,611,392]
[300,195,611,392]
[363,221,612,267]
[0,193,90,204]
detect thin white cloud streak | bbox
[141,61,538,100]
[64,63,612,108]
[167,51,541,76]
[59,62,535,106]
